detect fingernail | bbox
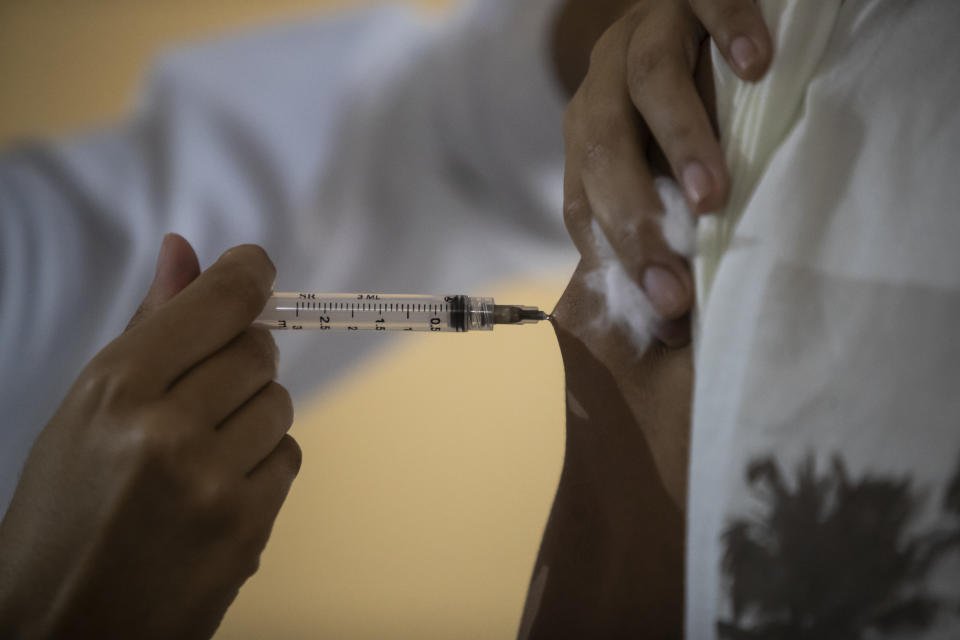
[682,161,712,208]
[731,36,758,73]
[643,266,685,317]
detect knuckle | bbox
[188,471,238,521]
[266,382,295,429]
[577,107,626,174]
[586,25,619,74]
[240,327,279,378]
[239,549,262,579]
[564,64,634,175]
[580,82,629,132]
[193,474,224,508]
[627,45,669,92]
[237,521,273,575]
[586,8,641,76]
[565,80,621,140]
[562,195,590,231]
[582,136,616,173]
[126,409,182,468]
[280,435,303,478]
[79,358,145,414]
[564,101,624,172]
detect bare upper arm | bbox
[518,261,692,638]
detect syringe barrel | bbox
[254,293,495,332]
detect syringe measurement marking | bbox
[295,304,440,313]
[280,300,455,330]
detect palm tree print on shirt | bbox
[717,453,960,639]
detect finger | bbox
[119,244,276,389]
[573,92,694,318]
[565,17,696,319]
[561,152,600,265]
[126,233,200,332]
[582,152,694,320]
[690,0,773,81]
[167,327,279,428]
[562,41,652,266]
[625,11,728,214]
[247,434,302,508]
[216,382,294,475]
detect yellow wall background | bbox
[0,0,438,141]
[0,1,568,637]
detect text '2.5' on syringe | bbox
[254,293,550,332]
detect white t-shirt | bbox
[0,0,574,515]
[689,1,960,637]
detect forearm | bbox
[519,263,691,637]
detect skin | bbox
[0,235,300,639]
[518,1,775,635]
[519,263,693,638]
[553,0,772,345]
[0,2,776,636]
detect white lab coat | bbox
[0,0,574,514]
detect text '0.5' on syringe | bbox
[253,293,550,332]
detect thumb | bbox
[126,233,201,332]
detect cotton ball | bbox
[584,178,695,356]
[584,244,657,354]
[656,176,697,258]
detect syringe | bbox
[254,293,549,332]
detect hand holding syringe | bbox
[255,293,549,332]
